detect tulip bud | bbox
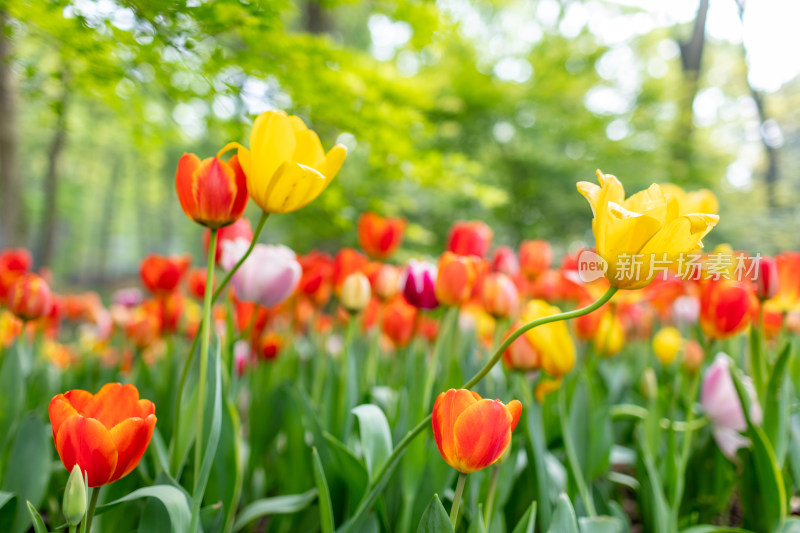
[491,246,520,277]
[6,273,53,321]
[754,256,778,301]
[341,272,371,313]
[682,340,704,372]
[482,273,519,318]
[640,368,658,400]
[63,464,87,526]
[435,252,479,307]
[519,239,552,278]
[446,221,493,258]
[593,312,625,357]
[402,259,439,310]
[372,264,402,301]
[652,327,682,366]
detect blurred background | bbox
[0,0,798,289]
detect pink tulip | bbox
[402,259,439,310]
[701,353,762,460]
[491,246,520,277]
[672,295,699,326]
[220,238,301,308]
[234,340,250,376]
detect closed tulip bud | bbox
[482,273,518,318]
[432,389,522,473]
[519,240,552,278]
[139,254,191,295]
[640,368,658,400]
[435,252,479,307]
[357,212,406,260]
[447,221,493,258]
[7,273,52,321]
[700,280,756,339]
[222,110,346,214]
[491,246,520,277]
[402,259,439,310]
[204,218,253,265]
[175,152,248,228]
[652,327,682,365]
[372,264,402,301]
[593,312,625,357]
[754,256,778,301]
[63,464,86,526]
[341,272,371,313]
[683,339,704,372]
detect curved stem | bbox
[194,229,217,484]
[170,212,269,472]
[341,287,618,531]
[559,383,597,517]
[450,473,467,527]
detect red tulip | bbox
[357,212,406,260]
[332,248,369,295]
[382,295,417,347]
[753,255,778,301]
[0,248,31,300]
[6,273,52,321]
[447,221,493,258]
[298,251,334,307]
[139,254,191,294]
[700,279,756,339]
[491,246,520,277]
[519,239,552,278]
[175,152,248,228]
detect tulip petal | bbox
[320,145,347,180]
[290,122,326,168]
[639,213,720,259]
[109,414,157,482]
[56,416,118,487]
[49,394,80,443]
[623,184,669,225]
[250,111,295,187]
[87,383,144,428]
[453,399,513,473]
[263,162,327,213]
[175,153,202,219]
[432,389,481,471]
[506,399,523,431]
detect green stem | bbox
[422,307,459,414]
[69,526,77,533]
[559,383,597,517]
[342,287,618,531]
[339,316,358,440]
[484,465,499,529]
[450,473,467,527]
[170,212,268,472]
[83,488,99,533]
[194,229,217,484]
[671,370,701,517]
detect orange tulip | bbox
[175,152,248,228]
[447,221,493,258]
[519,239,552,278]
[124,301,161,349]
[254,331,284,360]
[0,248,31,300]
[381,295,417,347]
[187,268,208,299]
[482,273,519,318]
[357,212,406,260]
[699,279,756,339]
[6,273,52,321]
[49,383,156,487]
[298,251,334,307]
[435,252,480,307]
[140,254,191,294]
[766,252,800,311]
[432,389,522,474]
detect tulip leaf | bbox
[680,527,755,533]
[0,492,16,531]
[95,485,191,533]
[25,501,48,533]
[2,415,51,533]
[312,447,335,533]
[0,342,26,453]
[232,488,318,532]
[579,516,624,533]
[635,424,670,533]
[352,404,393,480]
[546,494,578,533]
[763,342,792,465]
[780,518,800,533]
[510,501,537,533]
[416,494,453,533]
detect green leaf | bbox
[0,342,27,452]
[515,375,552,531]
[681,527,755,533]
[510,501,537,533]
[1,415,51,533]
[467,504,486,533]
[232,488,318,532]
[579,516,624,533]
[0,491,16,531]
[351,404,393,480]
[780,518,800,533]
[416,494,453,533]
[763,342,792,465]
[312,448,335,533]
[25,501,47,533]
[636,424,670,533]
[547,494,578,533]
[95,485,192,533]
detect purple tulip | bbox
[220,238,302,308]
[402,259,439,310]
[701,353,762,460]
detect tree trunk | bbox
[96,158,123,281]
[671,0,709,183]
[36,67,70,268]
[305,0,331,34]
[0,10,25,248]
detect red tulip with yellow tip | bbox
[175,152,248,228]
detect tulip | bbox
[402,259,439,310]
[0,310,22,348]
[683,339,704,372]
[382,295,417,347]
[332,248,368,295]
[458,303,495,348]
[63,464,87,526]
[49,383,157,487]
[700,280,756,339]
[701,353,762,459]
[139,254,191,294]
[593,311,625,357]
[753,255,778,300]
[0,248,31,300]
[357,212,406,260]
[124,302,161,350]
[175,152,248,228]
[482,273,519,318]
[371,264,402,301]
[187,268,208,299]
[224,110,347,214]
[341,272,371,313]
[435,252,480,307]
[234,340,250,375]
[298,251,334,307]
[220,239,301,308]
[432,389,522,474]
[519,239,552,278]
[254,331,284,360]
[503,300,576,377]
[661,184,719,216]
[447,221,493,258]
[671,295,700,326]
[535,378,562,403]
[112,288,143,308]
[765,253,800,311]
[577,170,719,290]
[204,218,254,265]
[652,326,681,365]
[6,273,52,321]
[491,246,520,277]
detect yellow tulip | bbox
[593,312,625,357]
[577,170,719,290]
[652,326,682,365]
[520,300,576,378]
[660,184,719,216]
[220,110,347,214]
